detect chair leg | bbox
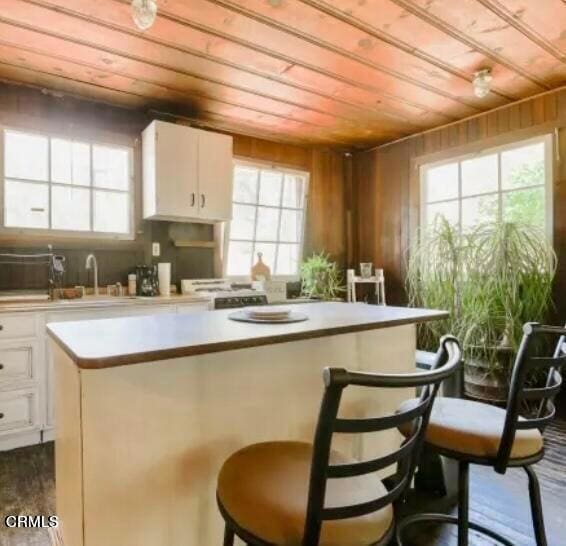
[524,466,548,546]
[223,524,235,546]
[457,461,470,546]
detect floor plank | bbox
[0,421,564,545]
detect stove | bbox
[180,279,268,310]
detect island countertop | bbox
[46,302,447,369]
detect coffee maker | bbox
[135,265,159,297]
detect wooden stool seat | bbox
[398,397,543,460]
[217,441,394,546]
[216,337,462,546]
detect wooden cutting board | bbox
[250,252,271,281]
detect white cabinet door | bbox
[0,388,39,436]
[0,313,38,341]
[197,129,233,222]
[143,121,199,221]
[0,342,37,385]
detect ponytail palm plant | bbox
[407,217,556,400]
[406,217,464,351]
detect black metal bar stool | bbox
[216,335,462,546]
[397,322,565,546]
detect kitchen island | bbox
[47,302,447,546]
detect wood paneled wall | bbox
[353,87,566,317]
[0,82,347,288]
[233,134,348,267]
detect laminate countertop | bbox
[47,302,448,370]
[0,293,211,313]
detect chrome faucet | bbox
[85,253,99,296]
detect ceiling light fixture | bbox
[473,68,493,98]
[131,0,157,30]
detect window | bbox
[2,129,133,237]
[421,135,552,235]
[226,161,308,278]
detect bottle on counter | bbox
[128,273,137,296]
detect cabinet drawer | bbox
[0,345,34,383]
[0,389,38,435]
[0,314,37,340]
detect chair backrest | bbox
[302,335,462,546]
[495,322,565,473]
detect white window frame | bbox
[224,158,310,281]
[419,134,554,240]
[0,126,135,241]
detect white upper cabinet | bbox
[197,129,233,221]
[142,121,233,223]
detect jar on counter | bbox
[128,274,137,296]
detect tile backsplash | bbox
[0,221,215,292]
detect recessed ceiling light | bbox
[473,68,493,99]
[132,0,157,31]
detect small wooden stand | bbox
[347,270,386,304]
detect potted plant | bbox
[459,222,556,401]
[300,252,345,301]
[407,218,556,401]
[406,216,463,351]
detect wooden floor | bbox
[0,421,565,546]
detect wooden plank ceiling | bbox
[0,0,564,149]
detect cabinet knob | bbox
[0,364,4,370]
[201,194,206,208]
[0,413,4,419]
[0,325,3,331]
[190,193,195,207]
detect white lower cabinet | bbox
[0,388,39,435]
[0,343,37,383]
[0,301,210,451]
[0,312,43,450]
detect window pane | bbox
[5,180,48,228]
[5,131,48,181]
[282,174,305,209]
[279,209,302,243]
[52,186,90,231]
[258,170,283,206]
[502,142,545,190]
[93,191,129,233]
[51,139,90,186]
[276,244,299,275]
[424,162,458,203]
[253,242,277,273]
[256,207,280,241]
[461,194,498,230]
[230,204,256,240]
[425,201,459,227]
[461,154,497,197]
[503,188,545,229]
[227,241,253,276]
[234,166,258,204]
[93,145,129,190]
